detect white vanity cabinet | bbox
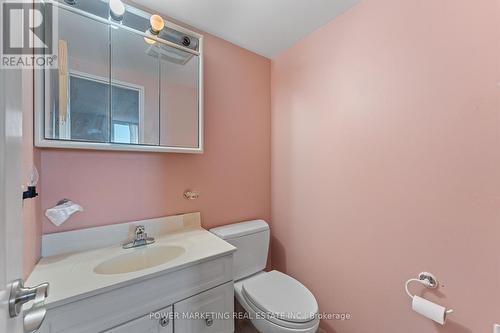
[37,255,234,333]
[104,306,173,333]
[174,282,234,333]
[28,214,237,333]
[103,282,234,333]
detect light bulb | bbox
[28,166,39,187]
[144,30,156,45]
[149,14,165,35]
[109,0,125,21]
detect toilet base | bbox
[235,299,259,333]
[234,298,320,333]
[234,275,320,333]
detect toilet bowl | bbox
[210,220,320,333]
[235,271,319,333]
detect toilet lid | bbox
[242,271,318,323]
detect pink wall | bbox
[271,0,500,332]
[41,33,271,234]
[161,83,198,147]
[22,71,42,278]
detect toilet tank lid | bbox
[210,220,269,240]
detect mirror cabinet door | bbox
[159,45,200,149]
[111,27,160,146]
[46,7,111,143]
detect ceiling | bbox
[131,0,360,59]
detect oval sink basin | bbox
[93,246,185,275]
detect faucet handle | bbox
[135,225,145,235]
[122,225,154,249]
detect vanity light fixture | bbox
[149,14,165,35]
[109,0,125,22]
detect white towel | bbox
[45,199,83,226]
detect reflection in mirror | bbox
[68,74,109,142]
[111,85,141,144]
[159,45,200,148]
[46,7,110,142]
[111,26,160,145]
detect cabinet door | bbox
[47,6,111,143]
[174,283,234,333]
[111,26,160,146]
[159,46,200,149]
[104,306,173,333]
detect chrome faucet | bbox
[123,225,155,249]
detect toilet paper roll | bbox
[412,296,448,325]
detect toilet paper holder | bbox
[405,272,438,298]
[405,272,453,314]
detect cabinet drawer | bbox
[104,306,173,333]
[174,282,234,333]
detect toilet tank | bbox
[210,220,270,281]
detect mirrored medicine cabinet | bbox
[35,0,203,153]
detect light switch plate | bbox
[494,324,500,333]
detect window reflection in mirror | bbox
[68,75,108,142]
[68,74,142,144]
[110,85,141,144]
[111,26,160,146]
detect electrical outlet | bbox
[494,324,500,333]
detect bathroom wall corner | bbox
[22,69,42,278]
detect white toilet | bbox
[210,220,320,333]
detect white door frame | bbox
[0,59,28,333]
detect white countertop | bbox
[27,226,236,309]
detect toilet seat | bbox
[241,271,318,329]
